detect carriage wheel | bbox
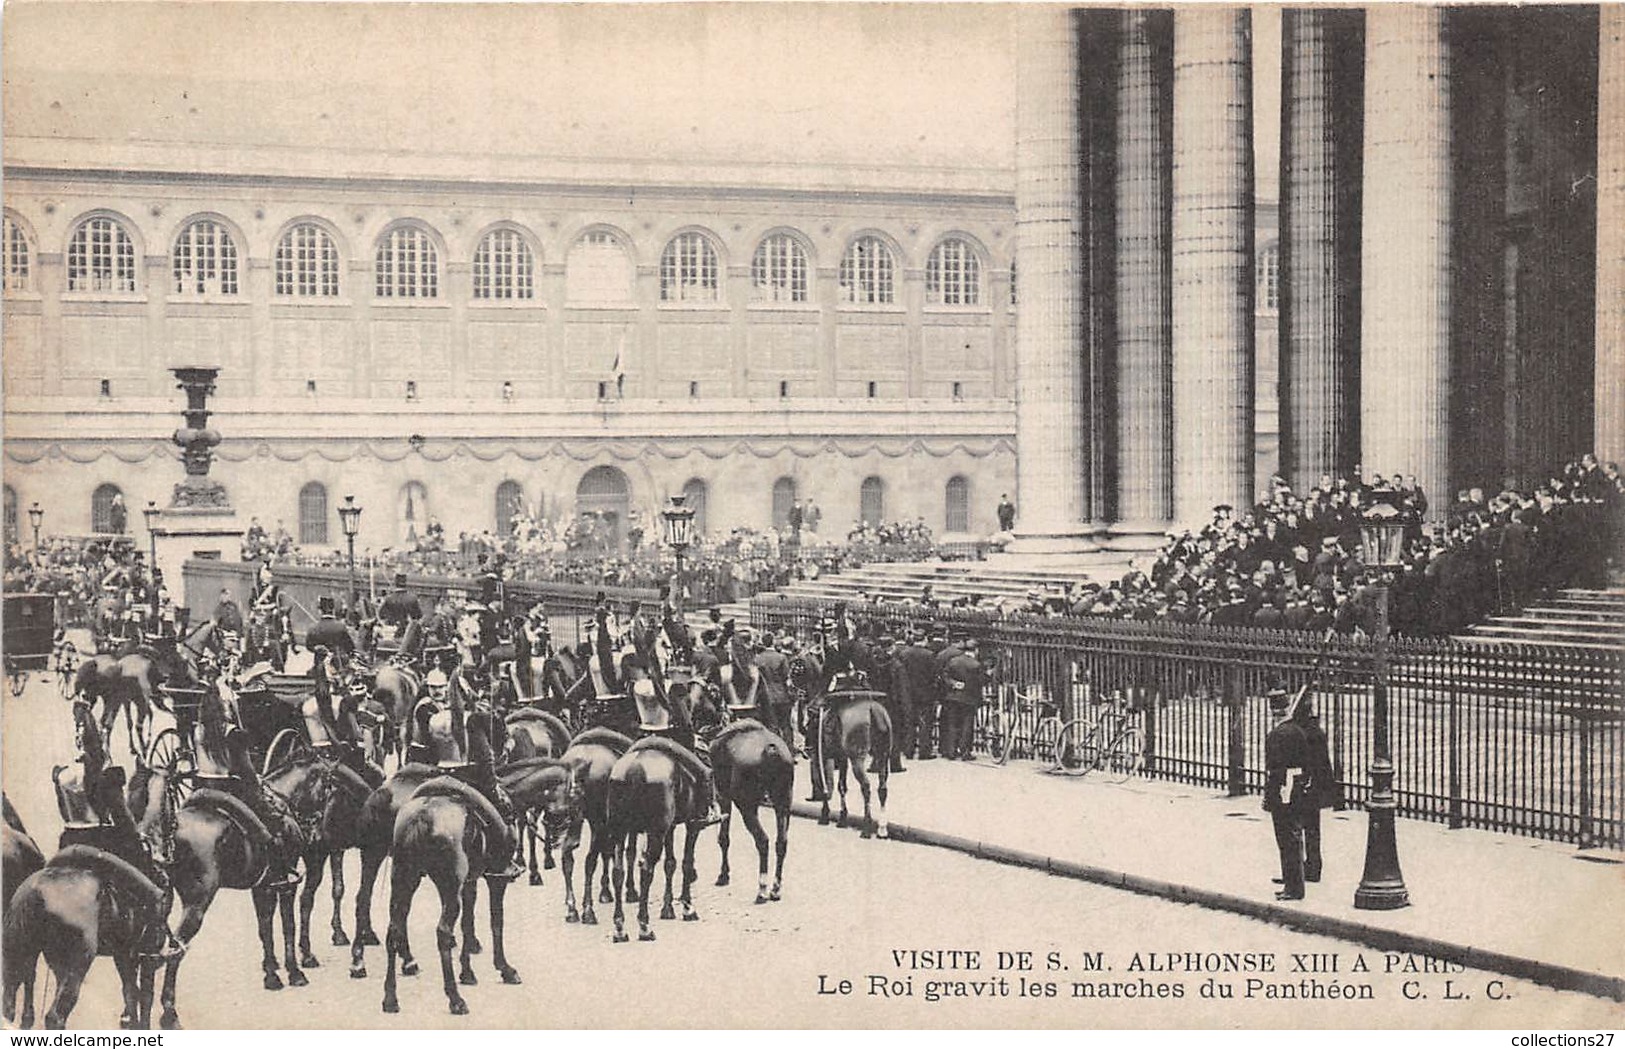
[262,728,313,777]
[147,727,197,809]
[1050,719,1094,775]
[1102,728,1146,784]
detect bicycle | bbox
[975,681,1020,764]
[1075,689,1146,784]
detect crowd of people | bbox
[974,455,1623,638]
[2,534,163,633]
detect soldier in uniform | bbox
[1262,687,1309,900]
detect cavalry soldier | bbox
[191,676,302,889]
[406,668,451,767]
[212,586,245,637]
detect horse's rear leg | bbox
[328,850,349,946]
[115,951,140,1029]
[738,802,772,903]
[771,803,791,900]
[484,876,520,984]
[278,887,307,986]
[541,818,556,871]
[253,888,283,991]
[43,957,91,1030]
[715,795,733,886]
[851,760,874,839]
[3,934,40,1028]
[456,878,479,986]
[160,891,214,1029]
[350,845,384,977]
[527,819,543,886]
[876,766,890,839]
[610,833,630,944]
[639,831,663,941]
[837,760,851,827]
[679,822,701,920]
[381,865,420,1014]
[562,821,582,923]
[659,825,677,921]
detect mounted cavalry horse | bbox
[503,708,573,883]
[790,647,892,839]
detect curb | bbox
[788,801,1625,1003]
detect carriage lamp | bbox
[1354,502,1410,911]
[661,495,696,611]
[143,502,161,615]
[27,502,42,550]
[339,495,363,613]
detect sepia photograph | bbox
[1,0,1622,1033]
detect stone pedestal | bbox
[153,509,245,618]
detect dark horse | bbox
[791,652,892,839]
[372,663,422,764]
[503,708,572,883]
[556,727,633,925]
[605,736,713,943]
[3,770,170,1030]
[152,753,355,1029]
[71,628,202,760]
[708,718,795,903]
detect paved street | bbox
[2,673,1618,1030]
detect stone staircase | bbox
[1461,588,1625,651]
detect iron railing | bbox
[751,596,1625,849]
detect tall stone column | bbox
[1598,7,1625,461]
[1360,8,1452,513]
[1009,5,1094,552]
[1280,9,1358,491]
[1113,9,1173,543]
[1171,8,1254,522]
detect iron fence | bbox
[751,596,1625,849]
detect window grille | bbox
[771,477,797,530]
[91,484,124,534]
[298,482,328,545]
[751,234,808,303]
[4,218,31,293]
[473,229,535,300]
[376,226,439,299]
[859,476,885,527]
[839,236,895,305]
[660,231,719,303]
[926,239,981,306]
[173,220,239,296]
[1258,243,1280,312]
[275,223,340,297]
[945,476,970,533]
[496,480,524,536]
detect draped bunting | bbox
[5,435,1013,466]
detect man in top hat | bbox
[1262,686,1310,900]
[940,638,986,761]
[895,628,938,760]
[305,594,356,665]
[756,631,796,747]
[379,572,424,630]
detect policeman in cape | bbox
[805,612,869,802]
[1262,685,1311,900]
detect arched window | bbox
[92,483,126,534]
[298,482,329,546]
[945,475,970,533]
[771,477,797,531]
[3,485,17,542]
[751,234,808,304]
[566,230,633,304]
[172,219,240,296]
[375,225,439,299]
[659,231,719,303]
[399,482,429,545]
[5,217,31,293]
[839,236,895,305]
[275,223,340,297]
[1257,242,1280,313]
[473,228,535,301]
[496,480,525,536]
[926,238,981,306]
[859,476,885,527]
[67,216,136,293]
[681,478,709,537]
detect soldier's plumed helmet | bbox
[426,669,450,689]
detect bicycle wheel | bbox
[1103,727,1146,784]
[1029,716,1060,765]
[975,707,1013,765]
[1050,719,1095,775]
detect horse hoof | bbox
[877,826,890,840]
[528,873,544,887]
[332,930,350,947]
[769,887,783,901]
[543,856,556,870]
[401,960,420,977]
[580,911,597,926]
[160,1013,183,1031]
[599,889,613,904]
[300,952,320,969]
[715,874,729,887]
[500,968,522,986]
[449,999,470,1017]
[361,930,381,947]
[683,911,700,922]
[817,816,830,826]
[861,827,873,840]
[382,999,399,1015]
[755,894,769,905]
[466,937,483,956]
[837,815,849,829]
[612,931,629,944]
[639,929,657,942]
[459,969,478,987]
[565,912,580,924]
[287,969,309,988]
[350,966,368,980]
[263,972,283,992]
[660,905,676,921]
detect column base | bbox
[1104,521,1175,553]
[1002,528,1106,556]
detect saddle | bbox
[568,726,635,755]
[410,776,507,838]
[626,734,708,776]
[47,844,165,912]
[710,717,769,748]
[184,787,277,855]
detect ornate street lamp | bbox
[26,502,42,552]
[661,494,696,610]
[1354,502,1410,910]
[338,495,363,615]
[143,501,161,615]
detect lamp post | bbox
[1354,503,1410,910]
[661,494,696,611]
[143,501,161,615]
[27,502,42,552]
[338,495,363,617]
